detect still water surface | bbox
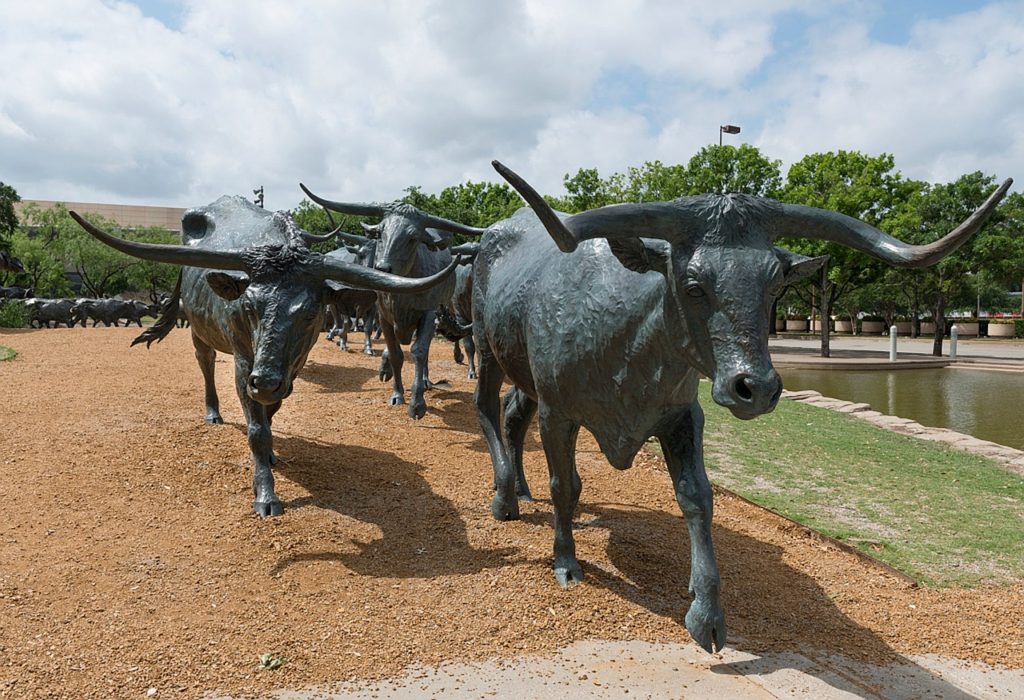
[780,368,1024,451]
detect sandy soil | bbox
[0,327,1021,699]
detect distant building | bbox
[14,199,185,232]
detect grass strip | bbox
[0,345,15,361]
[696,382,1024,587]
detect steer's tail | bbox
[131,271,182,348]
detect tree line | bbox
[3,144,1022,356]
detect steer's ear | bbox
[776,247,828,285]
[422,227,453,251]
[607,238,670,276]
[205,271,250,300]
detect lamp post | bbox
[719,124,741,146]
[253,186,264,208]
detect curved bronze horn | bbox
[335,229,371,247]
[299,183,387,217]
[776,178,1013,267]
[450,241,480,257]
[70,212,248,271]
[316,253,462,293]
[492,160,695,252]
[417,212,488,238]
[359,222,383,238]
[299,224,342,245]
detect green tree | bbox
[0,181,21,249]
[6,230,71,296]
[123,226,180,302]
[779,151,920,356]
[893,173,1021,356]
[682,144,783,197]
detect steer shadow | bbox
[265,431,515,579]
[558,498,978,699]
[298,359,378,393]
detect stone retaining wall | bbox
[781,389,1024,476]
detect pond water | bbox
[779,368,1024,451]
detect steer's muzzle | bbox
[712,370,783,420]
[247,370,287,405]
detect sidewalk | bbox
[215,639,1024,699]
[769,334,1024,371]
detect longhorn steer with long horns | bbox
[476,161,1011,653]
[71,196,458,517]
[300,184,486,419]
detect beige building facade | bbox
[15,199,185,232]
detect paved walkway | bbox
[216,640,1024,699]
[769,334,1024,370]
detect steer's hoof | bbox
[467,370,477,380]
[204,414,224,425]
[388,393,405,406]
[363,346,374,356]
[490,493,520,521]
[253,499,284,518]
[554,561,584,588]
[685,600,727,654]
[409,400,427,420]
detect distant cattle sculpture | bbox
[323,232,379,354]
[71,196,459,517]
[24,298,78,328]
[0,286,34,299]
[301,184,486,419]
[476,161,1011,653]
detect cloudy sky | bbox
[1,0,1021,211]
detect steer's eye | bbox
[684,282,705,298]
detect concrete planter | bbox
[920,322,936,335]
[953,322,979,336]
[861,320,885,334]
[988,323,1016,338]
[811,319,829,332]
[834,320,854,333]
[775,319,786,332]
[895,322,912,335]
[786,319,808,332]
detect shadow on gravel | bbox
[298,359,378,393]
[567,500,975,699]
[268,433,516,579]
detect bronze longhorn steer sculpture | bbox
[300,184,487,419]
[476,161,1011,653]
[71,196,459,517]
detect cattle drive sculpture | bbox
[70,196,460,517]
[300,184,487,419]
[322,231,380,354]
[0,251,24,274]
[476,161,1011,654]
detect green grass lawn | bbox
[696,382,1024,587]
[0,345,15,361]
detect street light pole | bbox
[719,124,741,146]
[253,186,265,209]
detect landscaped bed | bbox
[1,328,1021,698]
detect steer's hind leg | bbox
[538,403,583,587]
[192,333,223,424]
[658,403,726,653]
[502,386,536,501]
[474,344,518,521]
[463,334,477,379]
[233,358,282,517]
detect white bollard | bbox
[950,324,959,359]
[890,325,898,361]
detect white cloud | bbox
[0,0,1019,215]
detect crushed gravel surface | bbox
[1,327,1020,699]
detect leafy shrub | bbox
[0,300,30,328]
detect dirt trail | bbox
[1,328,1020,699]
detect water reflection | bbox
[780,368,1023,450]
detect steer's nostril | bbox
[734,375,754,401]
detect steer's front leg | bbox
[233,358,282,518]
[658,402,726,653]
[408,310,436,419]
